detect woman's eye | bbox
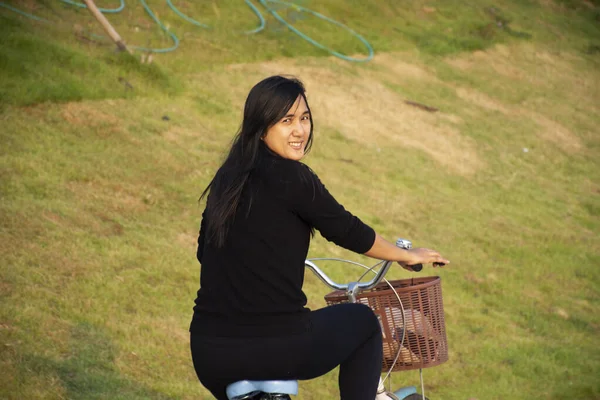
[282,118,291,123]
[302,115,310,121]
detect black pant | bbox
[190,303,383,400]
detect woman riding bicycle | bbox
[189,75,449,400]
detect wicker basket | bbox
[324,276,448,372]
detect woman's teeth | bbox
[289,142,302,150]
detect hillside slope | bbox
[1,1,599,399]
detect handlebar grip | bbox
[408,264,423,272]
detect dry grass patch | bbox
[444,43,593,87]
[162,126,195,144]
[454,87,582,152]
[160,123,218,150]
[527,113,582,152]
[16,0,46,13]
[454,87,512,114]
[539,0,598,10]
[447,43,599,104]
[176,232,197,249]
[371,52,439,82]
[445,43,594,152]
[66,180,149,214]
[61,102,123,133]
[153,316,189,343]
[0,281,13,297]
[446,46,532,83]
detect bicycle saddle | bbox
[226,380,298,399]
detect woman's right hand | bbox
[398,247,450,271]
[365,234,450,270]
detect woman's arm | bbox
[287,163,376,254]
[364,233,450,270]
[286,163,449,268]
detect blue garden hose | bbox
[258,0,374,62]
[136,0,179,53]
[242,0,266,35]
[0,0,178,53]
[59,0,125,13]
[0,0,374,61]
[164,0,265,35]
[0,2,45,21]
[165,0,209,29]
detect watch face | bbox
[396,238,412,249]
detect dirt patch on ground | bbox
[61,102,120,127]
[203,59,483,175]
[66,180,148,214]
[446,45,531,83]
[445,44,589,152]
[176,232,197,249]
[455,87,511,114]
[162,126,196,145]
[61,101,125,139]
[451,85,580,153]
[154,316,189,342]
[19,0,45,12]
[371,52,438,81]
[539,0,597,10]
[528,113,582,152]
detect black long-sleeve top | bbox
[190,144,376,336]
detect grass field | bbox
[1,1,599,399]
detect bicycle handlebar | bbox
[304,238,419,297]
[304,258,394,292]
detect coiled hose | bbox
[0,0,374,61]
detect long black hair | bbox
[200,75,314,247]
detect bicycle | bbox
[225,239,448,400]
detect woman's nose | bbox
[293,120,306,136]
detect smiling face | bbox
[263,95,312,161]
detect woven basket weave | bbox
[324,276,448,372]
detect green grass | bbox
[0,14,180,107]
[1,0,599,399]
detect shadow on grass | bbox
[19,322,176,400]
